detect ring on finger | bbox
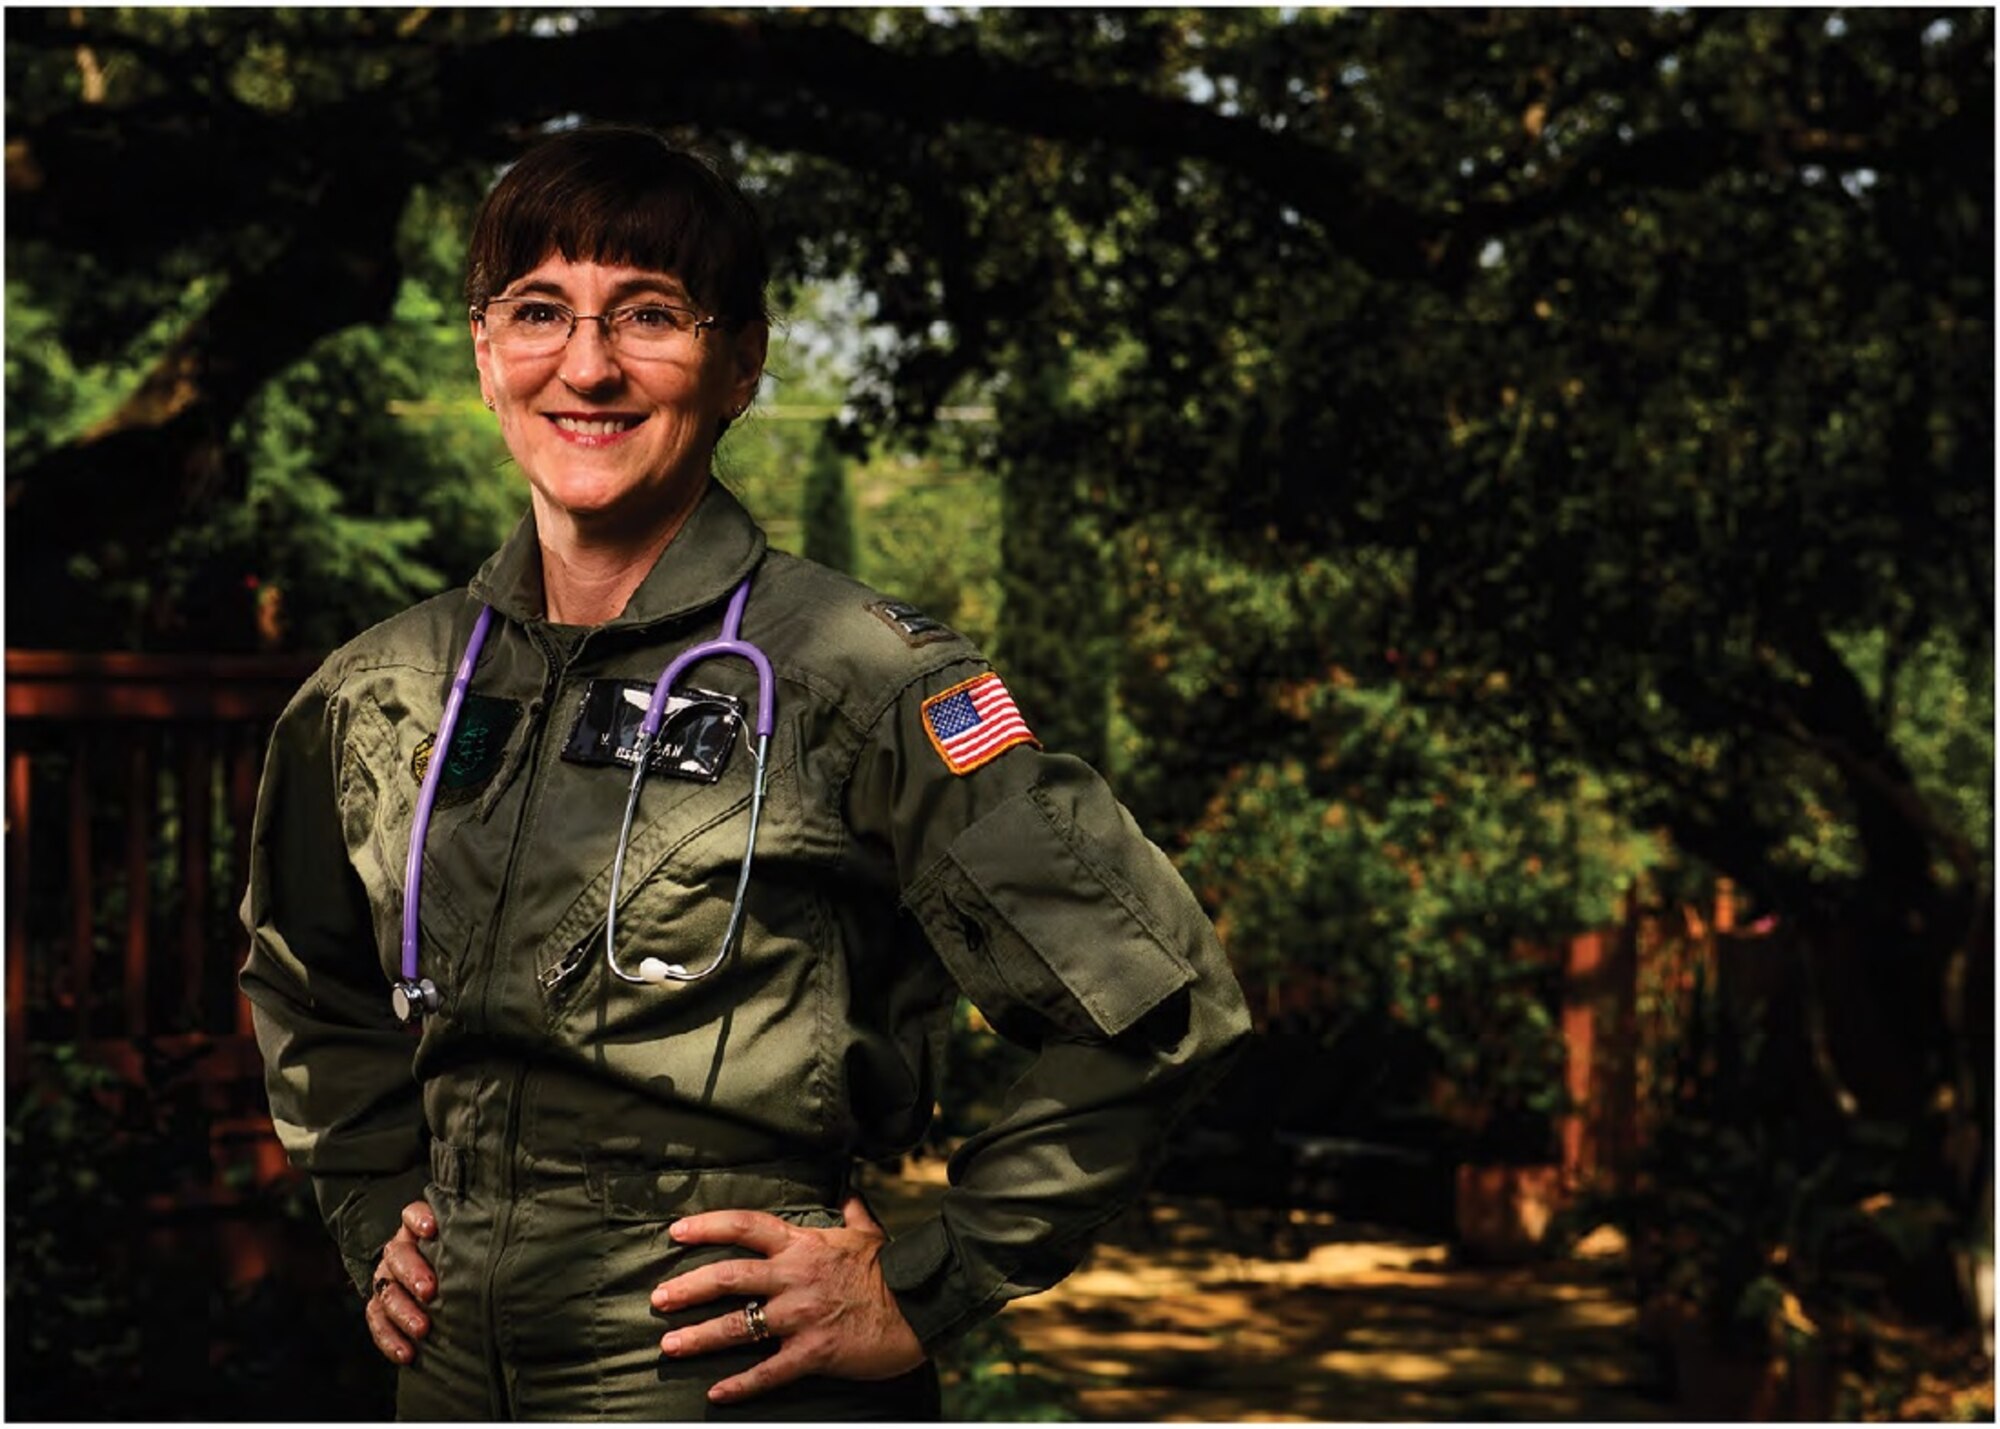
[374,1276,395,1299]
[741,1299,773,1343]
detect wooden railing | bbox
[5,650,321,1196]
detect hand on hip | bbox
[650,1194,926,1405]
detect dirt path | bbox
[864,1164,1672,1422]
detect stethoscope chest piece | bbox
[392,977,441,1025]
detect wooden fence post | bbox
[7,750,31,1079]
[1606,893,1640,1192]
[1562,928,1603,1187]
[124,743,152,1038]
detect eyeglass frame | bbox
[471,295,723,355]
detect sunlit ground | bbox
[862,1160,1670,1422]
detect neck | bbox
[533,482,706,626]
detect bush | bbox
[937,1316,1080,1421]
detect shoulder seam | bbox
[310,589,475,693]
[773,641,978,743]
[829,650,991,833]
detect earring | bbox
[483,394,495,410]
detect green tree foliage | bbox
[991,341,1116,770]
[8,129,521,649]
[1118,517,1658,1149]
[799,428,858,577]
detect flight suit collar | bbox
[468,480,768,632]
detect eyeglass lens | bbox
[484,301,701,357]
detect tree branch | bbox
[12,9,1961,292]
[5,153,411,645]
[6,8,1983,647]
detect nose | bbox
[558,315,623,392]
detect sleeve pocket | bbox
[913,783,1194,1041]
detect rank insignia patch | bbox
[869,599,955,648]
[921,672,1037,775]
[411,693,521,804]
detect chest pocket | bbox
[336,691,477,991]
[530,727,807,1010]
[906,779,1195,1045]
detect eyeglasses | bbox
[475,297,718,359]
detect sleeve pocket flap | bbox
[950,790,1193,1038]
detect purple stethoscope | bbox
[391,575,775,1023]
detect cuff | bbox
[318,1163,435,1299]
[878,1216,1004,1353]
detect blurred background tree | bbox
[6,6,1990,1416]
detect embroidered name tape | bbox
[921,672,1037,775]
[559,679,744,784]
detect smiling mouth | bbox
[549,414,644,437]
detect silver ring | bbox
[374,1275,394,1300]
[741,1299,772,1342]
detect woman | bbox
[241,127,1249,1421]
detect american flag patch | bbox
[921,672,1037,775]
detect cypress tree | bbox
[800,431,858,576]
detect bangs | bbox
[490,185,718,300]
[465,129,767,324]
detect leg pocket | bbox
[589,1202,935,1422]
[591,1221,767,1420]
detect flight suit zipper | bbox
[476,624,569,1032]
[475,622,568,1417]
[538,932,594,997]
[533,623,620,1008]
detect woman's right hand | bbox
[365,1200,439,1365]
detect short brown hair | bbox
[463,127,769,326]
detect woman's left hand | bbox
[650,1194,926,1404]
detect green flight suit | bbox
[240,481,1251,1420]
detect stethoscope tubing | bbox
[396,575,771,1013]
[605,579,773,984]
[639,580,775,743]
[401,605,496,985]
[605,732,768,984]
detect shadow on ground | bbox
[863,1162,1673,1422]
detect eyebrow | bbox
[505,276,693,305]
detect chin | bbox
[546,486,621,516]
[532,471,694,531]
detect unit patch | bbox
[411,693,521,803]
[868,599,955,648]
[921,672,1038,775]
